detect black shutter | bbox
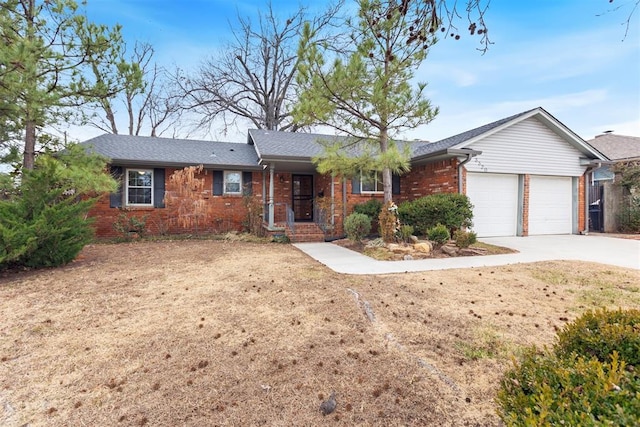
[242,171,253,195]
[153,168,165,208]
[213,170,223,195]
[392,173,401,195]
[109,166,123,208]
[351,176,361,194]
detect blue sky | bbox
[81,0,640,143]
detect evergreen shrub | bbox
[398,193,473,235]
[496,308,640,426]
[426,223,450,245]
[344,212,371,242]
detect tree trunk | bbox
[380,128,393,204]
[23,120,36,170]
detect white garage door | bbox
[466,173,519,237]
[529,175,573,235]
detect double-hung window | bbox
[361,170,383,193]
[126,169,153,206]
[224,171,242,194]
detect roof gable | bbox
[412,107,606,161]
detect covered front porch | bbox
[260,163,344,242]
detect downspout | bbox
[268,163,275,229]
[457,154,475,194]
[331,172,335,228]
[342,178,347,236]
[262,168,267,223]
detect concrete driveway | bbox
[294,234,640,275]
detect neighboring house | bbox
[586,133,640,232]
[80,106,606,241]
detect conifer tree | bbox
[295,0,440,203]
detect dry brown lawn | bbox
[1,239,639,426]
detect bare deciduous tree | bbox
[176,1,344,135]
[88,41,183,137]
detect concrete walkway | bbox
[294,235,640,274]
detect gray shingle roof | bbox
[587,134,640,161]
[79,134,260,169]
[412,109,535,158]
[248,129,348,159]
[248,128,427,160]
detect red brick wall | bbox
[338,159,460,236]
[395,159,459,203]
[578,174,586,232]
[90,168,261,239]
[521,174,530,236]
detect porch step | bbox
[285,222,325,243]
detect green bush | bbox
[397,193,473,236]
[497,349,638,426]
[453,229,477,248]
[398,224,414,243]
[0,146,114,270]
[426,223,450,245]
[496,309,640,426]
[555,308,640,365]
[0,166,97,268]
[353,199,383,220]
[344,212,371,242]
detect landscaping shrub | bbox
[398,224,414,243]
[426,224,450,245]
[397,193,473,235]
[496,308,640,426]
[0,146,115,270]
[453,229,477,248]
[113,211,149,240]
[0,163,97,268]
[378,201,400,243]
[555,308,640,365]
[344,212,371,242]
[353,199,382,220]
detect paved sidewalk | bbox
[294,235,640,275]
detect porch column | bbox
[330,172,335,226]
[268,163,275,229]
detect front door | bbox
[292,175,313,221]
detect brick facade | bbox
[521,174,530,236]
[90,160,589,240]
[90,168,261,239]
[578,174,586,232]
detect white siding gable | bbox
[462,117,587,176]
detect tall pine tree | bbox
[294,0,440,203]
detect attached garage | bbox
[466,173,519,237]
[410,107,606,238]
[528,175,573,235]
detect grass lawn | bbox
[1,239,638,426]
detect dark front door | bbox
[292,175,313,221]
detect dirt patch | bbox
[1,240,638,426]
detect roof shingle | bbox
[587,134,640,161]
[79,134,260,169]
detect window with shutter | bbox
[109,166,123,208]
[125,168,153,206]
